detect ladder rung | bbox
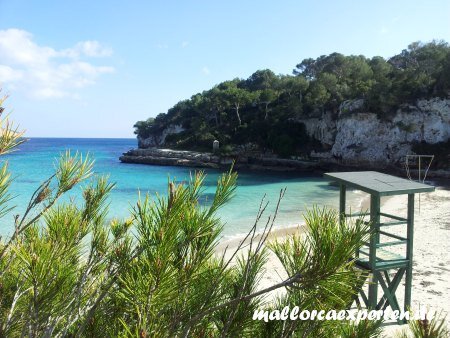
[379,221,407,227]
[379,212,407,222]
[373,259,409,270]
[357,250,406,263]
[376,240,407,248]
[359,249,370,257]
[379,230,407,241]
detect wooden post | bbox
[339,183,346,224]
[405,193,415,310]
[368,193,380,308]
[323,171,434,320]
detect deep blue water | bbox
[0,138,362,238]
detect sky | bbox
[0,1,449,138]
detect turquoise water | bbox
[0,138,361,238]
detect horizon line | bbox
[23,136,137,140]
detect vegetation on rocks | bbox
[134,41,450,158]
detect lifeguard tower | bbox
[324,171,435,323]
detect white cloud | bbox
[74,40,113,57]
[0,28,114,99]
[0,65,23,83]
[61,40,113,58]
[201,66,210,75]
[181,41,189,48]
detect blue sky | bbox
[1,1,449,138]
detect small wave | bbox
[220,221,305,243]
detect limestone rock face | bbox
[338,98,365,115]
[331,112,409,163]
[417,98,450,142]
[297,111,336,147]
[120,148,221,168]
[135,98,450,167]
[303,98,450,164]
[120,148,317,171]
[138,124,184,148]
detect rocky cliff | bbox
[130,97,449,172]
[120,148,318,171]
[300,98,450,165]
[137,124,185,148]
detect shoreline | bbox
[217,186,371,247]
[120,147,318,172]
[216,190,376,254]
[216,184,450,333]
[120,147,450,179]
[215,189,377,300]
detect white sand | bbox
[380,187,450,336]
[217,185,450,336]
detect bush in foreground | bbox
[0,95,448,337]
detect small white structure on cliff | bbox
[213,140,219,152]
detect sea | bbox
[0,138,365,239]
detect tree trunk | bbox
[234,104,241,126]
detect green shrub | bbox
[2,94,447,337]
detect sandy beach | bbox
[381,186,450,336]
[217,183,450,336]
